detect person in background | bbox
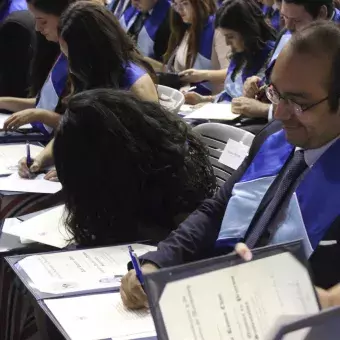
[183,0,275,105]
[59,1,157,99]
[0,10,36,98]
[54,88,216,246]
[260,0,281,31]
[1,0,74,134]
[109,0,133,19]
[235,243,340,309]
[119,0,171,68]
[120,22,340,309]
[163,0,227,95]
[233,0,340,120]
[18,1,158,179]
[0,0,27,22]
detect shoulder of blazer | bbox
[248,120,282,159]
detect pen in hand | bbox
[128,245,144,286]
[26,141,33,169]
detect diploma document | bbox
[144,241,320,340]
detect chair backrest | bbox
[193,123,254,188]
[157,85,185,115]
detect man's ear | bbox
[318,5,328,20]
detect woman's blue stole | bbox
[0,0,27,22]
[217,41,275,102]
[190,15,215,95]
[216,130,340,258]
[32,54,68,136]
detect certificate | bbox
[16,243,156,296]
[145,241,319,340]
[43,292,156,340]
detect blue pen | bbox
[128,245,144,286]
[26,141,33,168]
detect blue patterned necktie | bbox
[115,0,126,18]
[246,150,308,248]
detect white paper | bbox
[0,144,44,176]
[0,113,32,130]
[183,103,240,120]
[0,172,62,194]
[2,217,22,233]
[219,139,250,170]
[4,205,70,248]
[44,293,156,340]
[158,252,319,340]
[17,243,156,294]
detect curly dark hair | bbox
[54,89,216,246]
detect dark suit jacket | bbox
[0,10,36,97]
[140,120,340,289]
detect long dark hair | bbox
[164,0,216,68]
[216,0,276,79]
[26,0,76,97]
[58,1,154,93]
[54,89,215,246]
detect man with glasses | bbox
[121,21,340,309]
[232,0,340,120]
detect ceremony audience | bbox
[1,0,73,134]
[235,0,340,120]
[120,21,340,309]
[183,0,276,105]
[1,0,340,336]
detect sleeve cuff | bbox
[268,104,274,121]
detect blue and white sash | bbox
[32,54,68,136]
[216,130,340,258]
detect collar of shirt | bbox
[295,135,340,167]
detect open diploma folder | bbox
[144,241,321,340]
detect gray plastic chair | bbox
[193,123,254,188]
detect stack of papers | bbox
[4,205,69,248]
[0,144,44,176]
[43,293,156,340]
[0,172,62,194]
[0,113,32,130]
[16,243,156,295]
[183,103,240,120]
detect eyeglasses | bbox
[265,84,328,116]
[171,1,190,12]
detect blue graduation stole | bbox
[216,130,340,258]
[262,5,280,31]
[32,54,68,136]
[191,15,215,95]
[0,0,27,22]
[333,8,340,23]
[217,40,275,102]
[119,0,170,58]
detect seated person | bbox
[162,0,226,95]
[53,88,216,246]
[182,0,276,106]
[0,10,36,98]
[0,0,27,22]
[1,0,74,134]
[233,0,340,120]
[260,0,281,31]
[119,0,171,66]
[120,22,340,308]
[18,1,159,177]
[108,0,130,17]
